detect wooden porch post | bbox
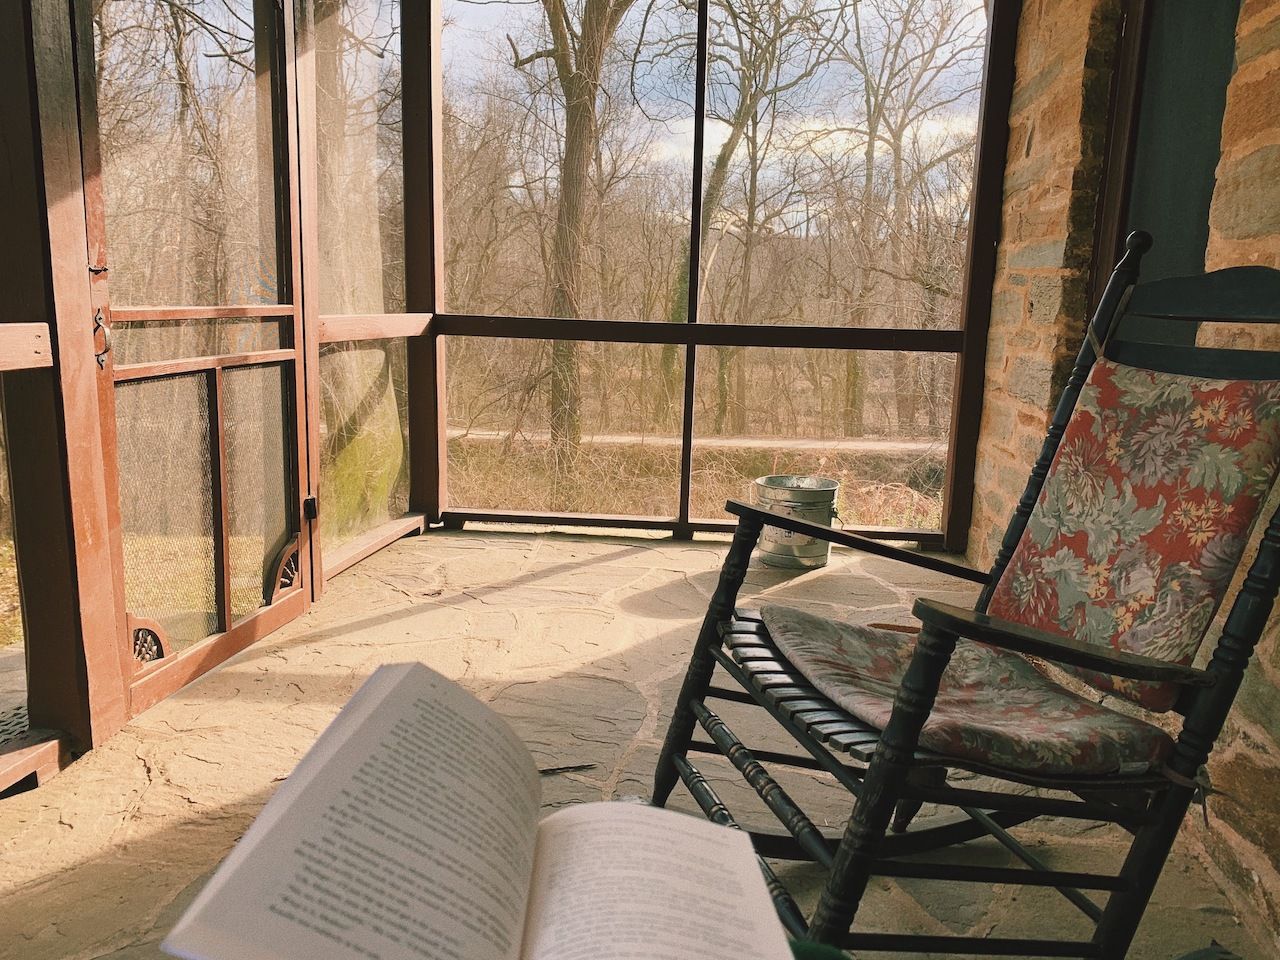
[2,0,130,752]
[404,0,447,521]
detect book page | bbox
[164,662,541,960]
[520,804,791,960]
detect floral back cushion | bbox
[987,358,1280,711]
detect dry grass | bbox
[0,540,20,648]
[447,437,944,528]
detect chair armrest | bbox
[912,598,1214,688]
[725,499,987,584]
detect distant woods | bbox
[84,0,986,530]
[441,0,986,461]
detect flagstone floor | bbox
[0,528,1267,959]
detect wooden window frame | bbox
[395,0,1023,552]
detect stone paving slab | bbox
[0,528,1266,959]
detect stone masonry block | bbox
[1026,276,1063,326]
[1239,6,1280,66]
[1210,145,1280,240]
[1220,66,1280,151]
[1006,238,1068,272]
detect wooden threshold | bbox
[323,513,427,581]
[0,729,68,794]
[129,589,308,715]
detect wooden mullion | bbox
[110,305,296,322]
[675,0,711,539]
[941,0,1023,553]
[405,0,447,520]
[435,314,964,352]
[211,369,231,633]
[275,0,312,605]
[291,0,325,599]
[113,348,297,382]
[259,0,292,306]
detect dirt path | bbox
[448,428,944,456]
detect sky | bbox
[439,0,985,185]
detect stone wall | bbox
[967,0,1280,943]
[966,0,1122,569]
[1206,0,1280,274]
[1195,0,1280,940]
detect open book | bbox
[163,662,791,960]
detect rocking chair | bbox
[652,231,1280,959]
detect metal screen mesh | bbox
[0,385,22,650]
[224,364,293,622]
[114,318,285,365]
[94,0,280,306]
[115,375,219,650]
[319,339,408,552]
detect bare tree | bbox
[506,0,644,471]
[649,0,846,426]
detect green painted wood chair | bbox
[653,232,1280,959]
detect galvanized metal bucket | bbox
[753,475,840,569]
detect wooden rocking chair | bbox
[652,232,1280,958]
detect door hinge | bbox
[303,496,319,520]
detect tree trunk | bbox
[547,86,596,469]
[889,135,917,432]
[713,346,730,434]
[842,349,864,437]
[656,113,751,428]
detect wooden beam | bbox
[941,0,1023,554]
[432,315,965,352]
[323,513,426,580]
[0,323,52,371]
[112,348,296,382]
[111,304,296,321]
[318,313,432,343]
[13,0,131,749]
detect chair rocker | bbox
[652,232,1280,959]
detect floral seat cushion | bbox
[988,359,1280,711]
[761,605,1174,777]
